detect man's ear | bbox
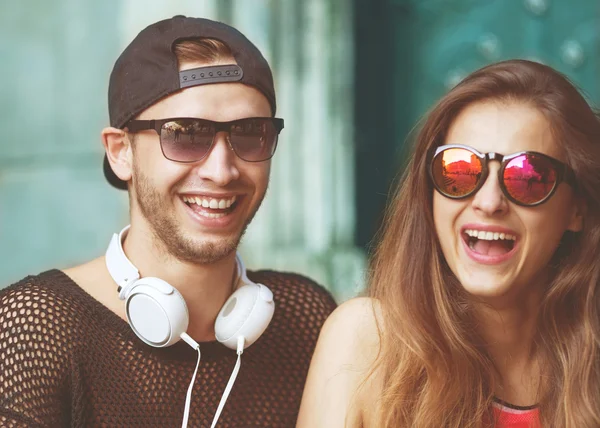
[101,127,133,183]
[566,196,586,232]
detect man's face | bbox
[129,61,273,264]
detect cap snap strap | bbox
[179,64,244,89]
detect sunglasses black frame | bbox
[429,144,576,207]
[125,117,285,163]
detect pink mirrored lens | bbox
[503,154,557,204]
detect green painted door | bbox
[355,0,599,249]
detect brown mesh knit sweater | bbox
[0,269,337,427]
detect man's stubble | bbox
[131,163,265,265]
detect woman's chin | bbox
[458,273,514,300]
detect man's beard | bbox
[131,167,263,264]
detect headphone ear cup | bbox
[215,283,275,350]
[124,277,189,347]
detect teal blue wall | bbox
[0,1,128,285]
[405,0,599,126]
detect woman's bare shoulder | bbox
[297,297,384,428]
[324,297,381,356]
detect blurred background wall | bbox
[1,0,598,302]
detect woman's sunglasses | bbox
[125,117,284,163]
[429,144,576,206]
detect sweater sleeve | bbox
[0,278,72,427]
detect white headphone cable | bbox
[181,333,201,428]
[180,334,246,428]
[210,336,245,428]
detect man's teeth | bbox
[464,229,517,241]
[199,211,226,219]
[182,195,237,209]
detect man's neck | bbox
[123,224,239,343]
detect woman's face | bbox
[433,100,583,304]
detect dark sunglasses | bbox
[429,144,576,206]
[125,117,284,163]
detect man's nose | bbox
[192,133,240,186]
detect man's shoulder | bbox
[1,271,78,426]
[247,269,338,363]
[248,269,337,317]
[1,269,84,335]
[2,270,66,303]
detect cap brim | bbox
[103,155,128,190]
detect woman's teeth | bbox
[464,229,517,241]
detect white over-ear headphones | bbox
[105,225,275,350]
[105,225,276,428]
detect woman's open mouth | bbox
[461,228,518,264]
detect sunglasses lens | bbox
[503,154,557,204]
[230,118,278,161]
[432,148,482,197]
[160,119,214,162]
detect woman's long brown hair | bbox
[367,60,600,427]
